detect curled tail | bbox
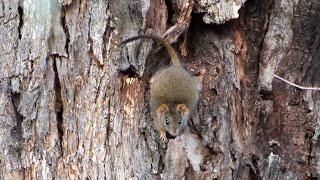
[121,35,180,65]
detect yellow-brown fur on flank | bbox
[121,35,199,141]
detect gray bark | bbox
[0,0,319,179]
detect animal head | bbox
[156,104,190,137]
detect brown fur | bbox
[121,35,199,141]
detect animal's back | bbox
[150,65,199,112]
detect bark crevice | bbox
[17,5,23,40]
[61,8,69,55]
[53,57,64,157]
[10,91,23,143]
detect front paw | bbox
[159,132,167,142]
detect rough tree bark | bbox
[0,0,319,179]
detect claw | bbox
[160,131,167,142]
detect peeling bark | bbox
[194,0,247,24]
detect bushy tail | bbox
[121,35,180,65]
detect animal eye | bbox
[178,119,182,125]
[165,117,169,125]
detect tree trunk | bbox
[0,0,319,179]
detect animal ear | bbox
[176,104,189,116]
[156,104,169,118]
